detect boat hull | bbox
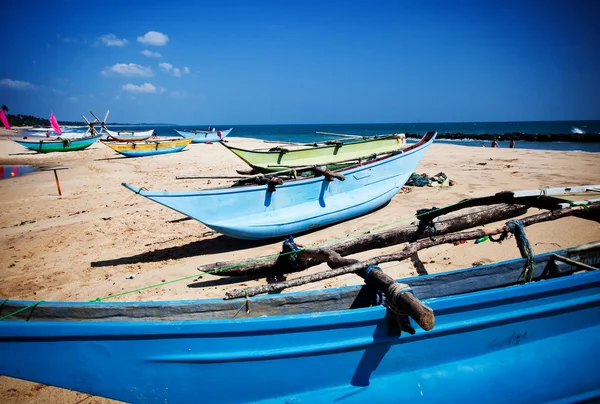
[12,135,101,153]
[105,128,154,142]
[101,138,193,157]
[0,244,599,404]
[123,133,435,239]
[174,128,233,143]
[226,135,406,173]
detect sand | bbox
[1,127,599,403]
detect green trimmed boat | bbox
[223,134,407,173]
[12,133,102,153]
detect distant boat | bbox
[174,127,233,143]
[223,134,407,174]
[12,133,102,153]
[104,128,154,142]
[90,110,154,142]
[101,136,194,157]
[12,112,102,153]
[123,132,436,240]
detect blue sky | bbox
[0,0,598,124]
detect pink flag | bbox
[50,111,62,135]
[217,130,222,139]
[0,110,10,129]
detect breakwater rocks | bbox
[404,133,600,142]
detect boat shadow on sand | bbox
[90,233,269,268]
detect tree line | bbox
[1,105,82,127]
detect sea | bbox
[85,120,600,152]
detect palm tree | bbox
[1,105,8,113]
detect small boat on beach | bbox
[12,134,102,153]
[104,128,154,142]
[123,131,436,239]
[174,127,233,143]
[90,110,154,142]
[11,111,103,153]
[0,238,598,403]
[101,136,194,157]
[224,133,407,173]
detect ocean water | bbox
[101,120,600,153]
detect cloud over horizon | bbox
[122,83,165,93]
[102,63,153,77]
[137,31,169,46]
[99,34,128,47]
[0,78,34,89]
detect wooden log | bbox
[363,266,434,331]
[311,166,345,181]
[198,204,528,277]
[224,202,599,299]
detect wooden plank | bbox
[552,254,598,271]
[511,184,600,198]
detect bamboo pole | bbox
[197,204,528,277]
[224,203,600,299]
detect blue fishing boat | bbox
[123,131,436,240]
[174,127,233,143]
[0,241,599,403]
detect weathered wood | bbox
[551,254,598,271]
[198,204,528,277]
[311,166,345,181]
[224,203,600,299]
[362,266,434,331]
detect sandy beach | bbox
[1,128,599,403]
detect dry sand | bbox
[1,127,599,403]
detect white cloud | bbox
[137,31,169,46]
[159,63,188,78]
[141,49,162,58]
[159,62,173,72]
[122,83,165,93]
[102,63,153,77]
[0,78,33,89]
[99,34,128,47]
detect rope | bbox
[0,198,475,311]
[506,220,536,282]
[87,198,475,302]
[0,300,44,321]
[384,282,412,316]
[568,200,589,212]
[364,265,380,280]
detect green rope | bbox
[89,249,304,302]
[0,300,44,321]
[90,198,475,302]
[567,200,589,212]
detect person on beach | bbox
[491,138,499,148]
[45,131,50,138]
[509,140,516,148]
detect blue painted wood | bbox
[174,128,233,143]
[12,134,102,153]
[0,243,599,403]
[122,132,436,240]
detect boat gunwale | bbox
[223,133,407,155]
[1,241,598,328]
